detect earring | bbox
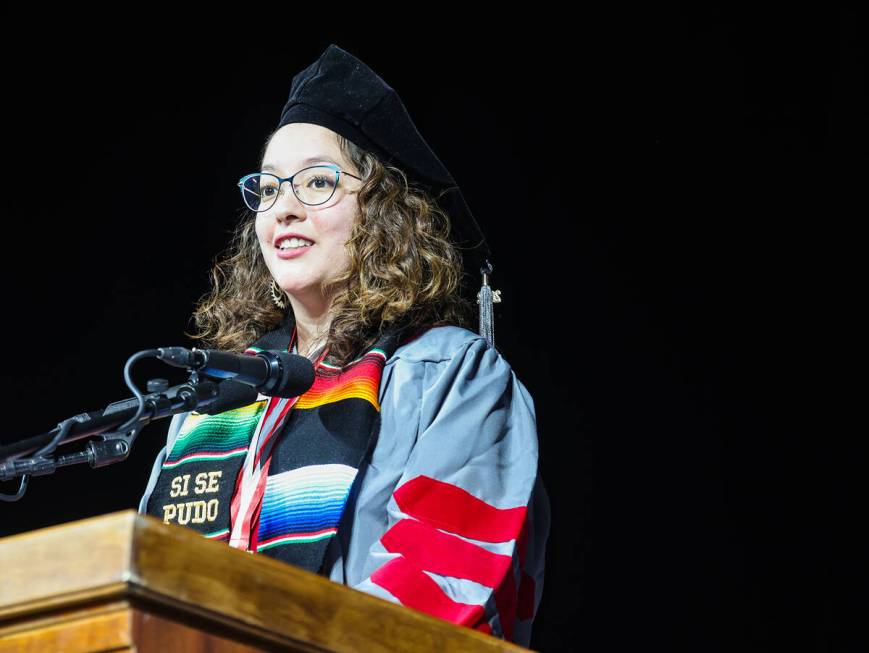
[269,278,288,310]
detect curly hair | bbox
[184,129,477,368]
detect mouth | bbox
[275,234,316,251]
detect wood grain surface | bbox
[0,511,533,652]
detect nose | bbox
[272,183,308,222]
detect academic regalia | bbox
[140,325,549,645]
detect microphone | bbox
[0,379,261,465]
[202,379,260,414]
[157,347,315,399]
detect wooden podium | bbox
[0,511,530,652]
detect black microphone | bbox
[157,347,315,399]
[0,379,261,465]
[202,379,260,414]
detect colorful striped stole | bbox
[145,313,417,575]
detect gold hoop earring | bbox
[269,279,288,310]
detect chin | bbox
[275,280,319,297]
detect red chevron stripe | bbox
[370,556,485,627]
[393,475,528,542]
[379,518,514,587]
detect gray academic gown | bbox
[139,325,550,646]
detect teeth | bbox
[279,237,313,249]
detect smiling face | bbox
[255,123,362,306]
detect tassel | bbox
[477,260,501,350]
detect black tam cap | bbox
[276,44,500,348]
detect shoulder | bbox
[386,325,492,366]
[382,325,540,454]
[378,325,509,405]
[383,325,529,405]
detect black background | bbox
[0,8,863,652]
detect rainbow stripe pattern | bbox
[255,464,359,552]
[163,401,266,469]
[293,349,387,411]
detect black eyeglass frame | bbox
[237,164,363,211]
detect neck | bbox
[288,292,332,358]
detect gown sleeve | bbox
[345,332,550,645]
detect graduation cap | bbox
[275,43,501,348]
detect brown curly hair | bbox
[184,128,477,368]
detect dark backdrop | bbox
[0,8,862,652]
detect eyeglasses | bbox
[237,164,362,212]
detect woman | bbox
[139,44,550,646]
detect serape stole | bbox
[145,313,418,574]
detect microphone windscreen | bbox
[202,380,260,415]
[272,352,316,398]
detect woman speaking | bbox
[139,43,550,646]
